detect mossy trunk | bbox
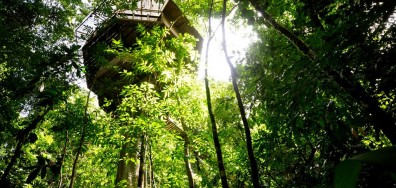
[116,139,140,188]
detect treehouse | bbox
[76,0,203,111]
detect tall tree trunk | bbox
[149,141,156,188]
[0,108,49,185]
[181,119,194,188]
[137,134,147,188]
[116,111,142,187]
[205,65,229,188]
[221,1,260,187]
[58,130,69,188]
[144,158,148,188]
[204,0,229,187]
[195,154,201,172]
[69,90,91,188]
[247,1,396,144]
[116,140,140,188]
[329,69,396,144]
[69,122,86,188]
[148,142,152,188]
[183,138,194,188]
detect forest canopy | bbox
[0,0,395,187]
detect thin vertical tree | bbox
[204,0,229,187]
[181,118,194,188]
[221,0,260,187]
[149,140,156,187]
[58,130,69,188]
[137,133,147,188]
[69,90,92,188]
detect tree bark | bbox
[247,0,396,144]
[329,70,396,144]
[183,138,194,188]
[181,119,194,188]
[205,66,229,188]
[116,140,140,188]
[69,90,92,188]
[144,157,148,188]
[58,130,69,188]
[137,134,147,188]
[248,2,317,61]
[204,0,229,187]
[149,141,156,188]
[69,123,86,188]
[0,108,49,185]
[195,154,201,172]
[221,1,260,187]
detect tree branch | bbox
[247,0,396,144]
[0,108,50,185]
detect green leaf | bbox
[334,146,396,188]
[334,160,362,188]
[351,146,396,169]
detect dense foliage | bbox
[0,0,395,187]
[239,0,396,186]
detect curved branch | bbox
[246,0,396,144]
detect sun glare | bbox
[198,18,256,81]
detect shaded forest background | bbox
[0,0,395,187]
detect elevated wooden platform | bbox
[80,0,202,111]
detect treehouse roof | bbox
[76,0,203,51]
